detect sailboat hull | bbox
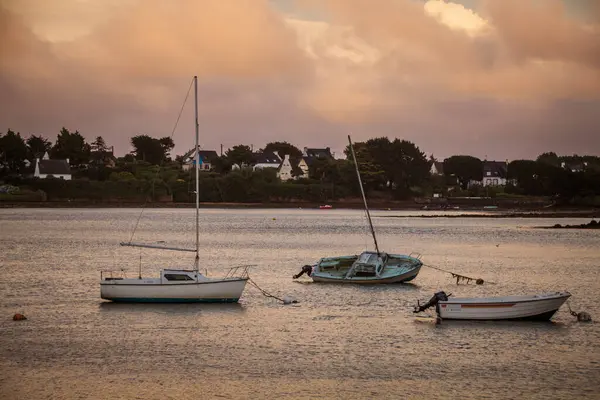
[312,266,421,284]
[100,278,248,303]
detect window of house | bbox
[486,171,491,176]
[164,274,194,281]
[493,179,498,185]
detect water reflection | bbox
[416,317,570,332]
[98,301,245,315]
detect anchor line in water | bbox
[247,278,296,304]
[422,264,493,285]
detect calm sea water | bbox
[0,208,599,399]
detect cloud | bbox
[482,0,600,68]
[0,0,311,153]
[424,0,489,36]
[1,0,599,159]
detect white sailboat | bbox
[293,135,423,284]
[100,76,249,303]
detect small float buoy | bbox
[576,311,592,322]
[13,313,27,321]
[282,296,298,305]
[272,217,276,220]
[567,303,592,322]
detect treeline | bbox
[1,128,599,204]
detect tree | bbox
[507,160,540,194]
[343,137,429,196]
[308,157,339,182]
[443,155,483,189]
[343,141,386,191]
[51,127,91,165]
[159,137,175,160]
[225,145,254,167]
[536,152,560,167]
[211,156,232,174]
[26,135,52,160]
[385,139,430,194]
[0,129,28,173]
[262,141,302,159]
[130,135,174,165]
[91,136,108,153]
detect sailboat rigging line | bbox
[348,135,380,255]
[127,77,195,245]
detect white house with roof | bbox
[34,152,72,180]
[182,147,219,171]
[482,160,508,186]
[430,161,444,176]
[297,147,334,179]
[561,161,588,172]
[252,152,281,170]
[277,154,307,181]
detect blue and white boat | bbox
[294,135,423,284]
[100,76,249,303]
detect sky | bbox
[1,0,599,160]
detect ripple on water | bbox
[0,208,599,399]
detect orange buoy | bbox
[13,313,27,321]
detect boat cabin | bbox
[316,251,386,278]
[101,269,206,284]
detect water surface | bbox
[1,208,599,399]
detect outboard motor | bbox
[413,291,450,314]
[293,265,314,279]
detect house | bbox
[303,147,334,159]
[90,146,116,168]
[34,152,72,180]
[277,154,305,181]
[482,160,507,186]
[430,161,444,176]
[561,161,587,172]
[299,147,334,179]
[181,147,219,171]
[252,152,281,170]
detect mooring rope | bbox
[248,277,297,304]
[422,263,494,285]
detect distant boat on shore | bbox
[319,204,332,209]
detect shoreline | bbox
[0,201,598,218]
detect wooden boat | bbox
[293,135,422,284]
[414,291,571,321]
[100,76,249,303]
[319,205,333,209]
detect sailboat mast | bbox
[194,76,200,271]
[348,135,380,255]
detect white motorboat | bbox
[414,291,571,321]
[100,76,249,303]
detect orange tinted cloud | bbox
[1,0,599,159]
